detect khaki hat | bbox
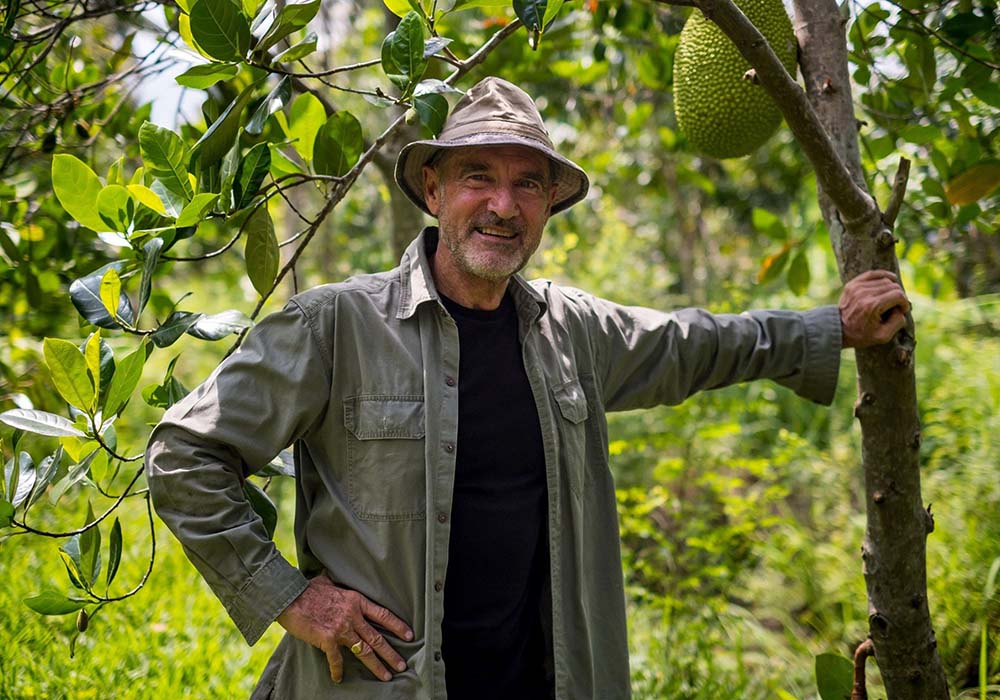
[394,76,590,216]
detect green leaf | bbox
[190,0,251,62]
[79,502,102,587]
[815,653,853,700]
[190,86,254,169]
[82,332,102,407]
[99,268,121,319]
[390,12,427,91]
[787,248,810,296]
[233,142,271,210]
[382,0,420,18]
[24,592,88,616]
[176,192,220,227]
[127,184,167,216]
[757,241,794,284]
[274,32,317,63]
[96,185,135,233]
[313,111,363,177]
[0,409,86,437]
[71,262,136,329]
[899,123,939,146]
[287,92,326,163]
[44,338,95,411]
[142,356,189,409]
[5,451,34,507]
[256,0,320,52]
[28,448,63,506]
[246,77,291,136]
[139,122,194,202]
[51,155,107,231]
[187,309,253,340]
[243,479,277,538]
[244,206,278,295]
[220,139,241,212]
[412,93,449,137]
[49,451,97,505]
[175,62,240,89]
[104,341,149,417]
[0,500,13,528]
[60,535,86,589]
[151,311,205,348]
[751,208,787,240]
[945,161,1000,206]
[106,517,123,588]
[513,0,547,31]
[138,236,165,316]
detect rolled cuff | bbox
[796,305,842,405]
[226,552,309,646]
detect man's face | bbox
[422,145,558,285]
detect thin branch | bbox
[882,157,910,227]
[247,56,381,79]
[879,0,1000,71]
[653,0,877,224]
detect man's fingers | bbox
[325,643,344,684]
[360,597,414,642]
[348,635,393,682]
[358,622,408,673]
[880,308,907,341]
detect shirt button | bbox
[434,580,443,592]
[437,512,448,523]
[445,375,456,387]
[444,442,455,453]
[434,651,442,662]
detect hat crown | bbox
[438,77,554,148]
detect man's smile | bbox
[473,225,518,240]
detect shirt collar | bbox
[396,227,547,323]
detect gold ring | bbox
[350,640,365,655]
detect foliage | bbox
[0,0,998,696]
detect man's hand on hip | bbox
[839,269,911,349]
[276,574,414,684]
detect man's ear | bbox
[422,165,441,216]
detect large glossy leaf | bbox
[104,341,148,417]
[175,193,219,227]
[151,311,205,348]
[43,338,95,411]
[175,62,240,89]
[190,86,254,169]
[274,32,317,63]
[382,0,420,18]
[233,142,271,210]
[188,309,253,340]
[246,77,291,136]
[96,185,135,233]
[287,93,326,163]
[815,653,853,700]
[82,333,102,406]
[71,262,136,329]
[412,93,449,137]
[383,12,426,93]
[256,0,320,52]
[313,111,363,177]
[24,591,88,616]
[51,154,106,231]
[243,479,277,538]
[190,0,251,62]
[99,268,121,318]
[106,517,123,588]
[0,409,85,437]
[139,122,194,202]
[513,0,547,31]
[244,206,278,295]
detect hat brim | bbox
[394,132,589,216]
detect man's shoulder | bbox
[527,278,599,313]
[288,267,399,319]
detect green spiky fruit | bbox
[673,0,797,159]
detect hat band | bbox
[438,119,555,149]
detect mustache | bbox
[469,214,525,237]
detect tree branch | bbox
[882,157,910,228]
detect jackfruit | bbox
[673,0,797,159]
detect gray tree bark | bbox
[659,0,952,696]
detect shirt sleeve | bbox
[145,300,330,645]
[578,293,842,412]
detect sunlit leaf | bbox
[99,269,121,319]
[51,155,106,231]
[0,409,85,437]
[175,62,240,89]
[187,309,253,340]
[139,122,193,202]
[256,0,320,52]
[24,591,88,616]
[190,0,251,62]
[43,338,95,411]
[104,341,148,417]
[287,92,326,163]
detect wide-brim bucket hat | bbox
[394,76,590,216]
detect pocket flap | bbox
[344,396,425,439]
[552,379,588,424]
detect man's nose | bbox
[487,184,519,220]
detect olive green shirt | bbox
[145,229,841,699]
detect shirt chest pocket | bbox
[344,396,426,521]
[552,378,590,496]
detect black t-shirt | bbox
[439,291,551,700]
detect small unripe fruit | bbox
[76,609,89,632]
[404,108,419,126]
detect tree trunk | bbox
[791,1,951,696]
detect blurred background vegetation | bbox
[1,0,998,698]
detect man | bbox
[145,77,909,700]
